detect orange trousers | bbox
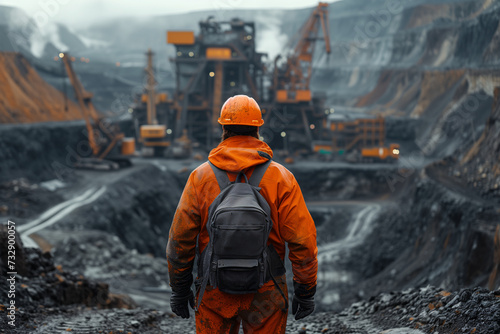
[195,275,288,334]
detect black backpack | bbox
[195,159,287,310]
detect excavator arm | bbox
[273,2,331,102]
[60,52,100,156]
[60,52,129,165]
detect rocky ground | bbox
[287,286,500,334]
[0,178,64,219]
[0,224,137,332]
[49,230,171,309]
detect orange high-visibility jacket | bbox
[166,136,317,291]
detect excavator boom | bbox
[60,52,100,156]
[274,2,331,103]
[60,52,133,168]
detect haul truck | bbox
[361,143,400,161]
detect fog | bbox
[0,0,340,28]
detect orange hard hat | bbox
[218,95,264,127]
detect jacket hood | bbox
[208,136,273,172]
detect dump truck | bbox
[361,144,400,161]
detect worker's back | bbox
[166,95,317,334]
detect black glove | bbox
[292,282,316,320]
[170,288,195,319]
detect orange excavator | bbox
[60,52,134,169]
[266,2,331,151]
[272,2,331,104]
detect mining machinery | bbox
[134,49,171,157]
[161,2,398,159]
[167,17,267,149]
[313,113,400,161]
[133,49,193,157]
[266,2,331,150]
[166,4,331,152]
[272,3,331,102]
[60,52,134,169]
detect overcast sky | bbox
[0,0,340,28]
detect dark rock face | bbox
[43,164,185,257]
[385,117,420,141]
[0,118,134,184]
[357,169,500,298]
[0,178,64,219]
[450,87,500,199]
[50,229,170,308]
[289,164,400,201]
[0,121,87,183]
[307,165,500,313]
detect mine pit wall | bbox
[454,86,500,199]
[340,67,500,161]
[41,164,188,258]
[0,119,134,183]
[288,164,402,201]
[313,0,500,159]
[322,0,500,70]
[314,66,500,164]
[356,167,500,304]
[311,164,500,311]
[0,52,83,123]
[0,121,89,183]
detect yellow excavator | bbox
[135,49,191,158]
[60,52,135,170]
[138,49,170,157]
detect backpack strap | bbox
[208,161,231,190]
[209,158,271,189]
[249,159,271,187]
[195,246,212,311]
